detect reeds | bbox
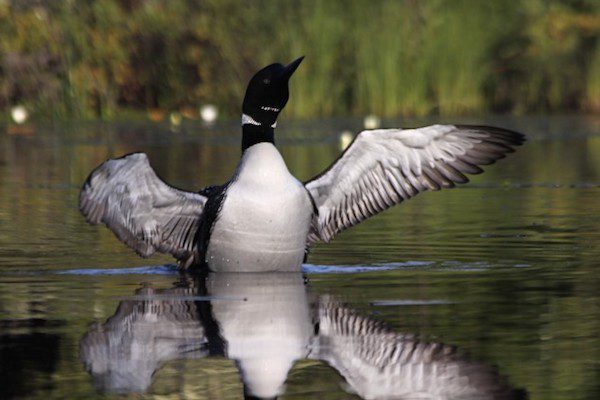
[0,0,599,120]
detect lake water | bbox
[0,115,599,399]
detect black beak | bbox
[277,56,304,82]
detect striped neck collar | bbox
[241,118,275,152]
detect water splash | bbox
[57,264,178,275]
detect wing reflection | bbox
[79,284,208,393]
[311,296,526,400]
[80,272,525,399]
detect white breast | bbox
[206,143,313,272]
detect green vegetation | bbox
[1,0,600,120]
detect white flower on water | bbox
[11,105,28,124]
[200,104,218,124]
[339,130,354,150]
[363,114,381,130]
[169,112,182,126]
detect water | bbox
[1,115,599,399]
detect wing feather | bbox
[79,153,207,261]
[305,125,524,243]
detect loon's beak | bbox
[277,56,304,82]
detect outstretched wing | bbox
[305,125,524,243]
[80,153,207,261]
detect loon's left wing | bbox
[304,125,524,243]
[80,152,207,263]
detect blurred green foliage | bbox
[1,0,600,120]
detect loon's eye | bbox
[262,78,271,85]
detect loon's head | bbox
[242,56,304,128]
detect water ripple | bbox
[370,299,454,306]
[56,265,178,275]
[54,260,530,276]
[302,261,433,274]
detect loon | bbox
[80,57,525,272]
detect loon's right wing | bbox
[80,153,207,263]
[311,297,526,400]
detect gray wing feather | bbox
[305,125,525,243]
[79,153,207,260]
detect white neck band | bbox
[242,114,277,128]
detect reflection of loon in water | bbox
[80,273,526,400]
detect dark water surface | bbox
[0,116,599,399]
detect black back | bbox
[193,184,230,269]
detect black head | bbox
[242,56,304,127]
